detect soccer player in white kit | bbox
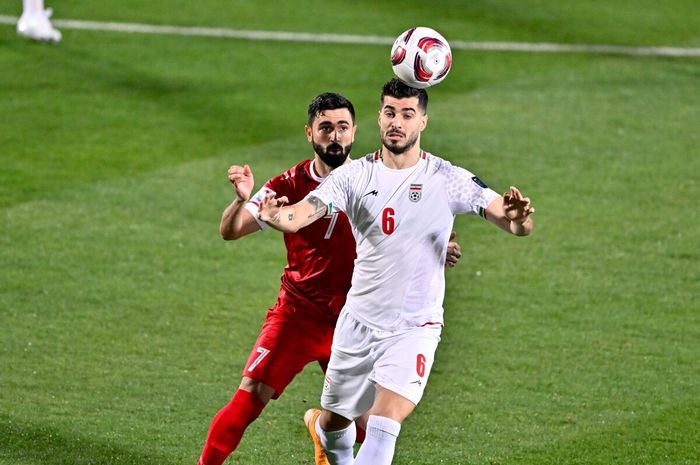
[259,78,535,465]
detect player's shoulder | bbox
[422,152,490,194]
[424,151,478,176]
[363,150,383,164]
[284,159,313,180]
[267,159,313,187]
[353,151,384,169]
[422,151,455,174]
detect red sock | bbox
[198,389,266,465]
[355,424,366,444]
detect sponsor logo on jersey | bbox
[362,189,379,198]
[409,183,422,202]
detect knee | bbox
[319,410,353,432]
[238,377,274,404]
[368,386,416,423]
[367,406,411,423]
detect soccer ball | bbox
[390,27,452,89]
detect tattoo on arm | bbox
[271,213,281,224]
[287,213,294,221]
[306,195,328,219]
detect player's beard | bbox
[313,140,352,168]
[381,129,419,155]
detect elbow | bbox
[220,228,243,241]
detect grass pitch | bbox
[1,1,699,464]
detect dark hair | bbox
[307,92,356,126]
[381,78,428,113]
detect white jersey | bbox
[309,151,499,331]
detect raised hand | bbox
[228,164,255,201]
[503,186,535,224]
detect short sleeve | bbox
[446,165,500,217]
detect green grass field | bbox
[1,1,699,464]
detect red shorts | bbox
[241,299,336,399]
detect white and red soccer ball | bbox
[391,27,452,89]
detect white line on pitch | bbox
[1,15,699,58]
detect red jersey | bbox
[245,159,356,323]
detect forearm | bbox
[220,197,254,240]
[263,196,328,233]
[263,205,291,232]
[509,216,534,236]
[264,205,312,233]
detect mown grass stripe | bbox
[1,15,699,57]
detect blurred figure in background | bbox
[17,0,61,42]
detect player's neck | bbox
[313,159,332,178]
[381,146,421,170]
[313,156,350,178]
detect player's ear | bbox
[420,114,428,131]
[305,125,313,142]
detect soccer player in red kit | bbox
[197,93,462,465]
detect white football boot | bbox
[17,8,62,43]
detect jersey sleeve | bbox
[446,165,500,217]
[305,163,353,214]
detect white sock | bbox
[316,417,356,465]
[23,0,45,16]
[353,415,402,465]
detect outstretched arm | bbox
[485,186,535,236]
[258,194,329,233]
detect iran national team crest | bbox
[409,183,422,202]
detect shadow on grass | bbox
[0,414,178,465]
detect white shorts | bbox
[320,311,442,420]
